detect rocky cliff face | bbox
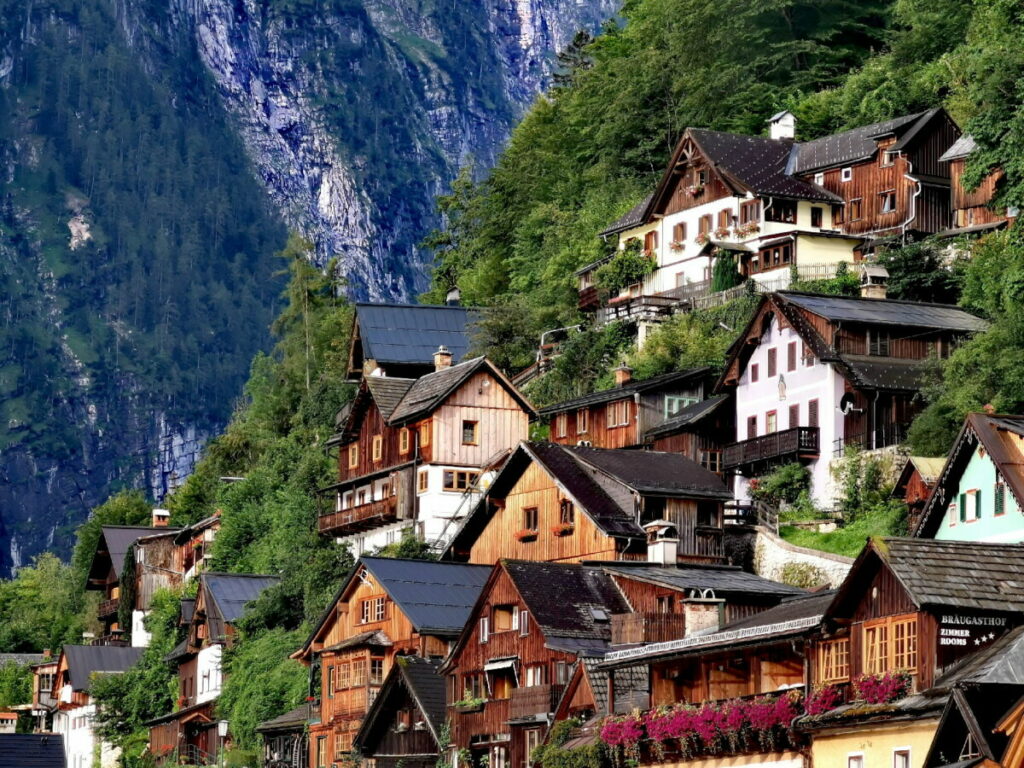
[0,0,617,574]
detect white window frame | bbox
[893,747,911,768]
[847,753,864,768]
[840,167,853,182]
[814,172,825,186]
[479,617,489,644]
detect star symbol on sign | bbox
[989,632,997,641]
[975,638,982,645]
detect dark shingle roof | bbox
[566,446,732,500]
[324,629,394,652]
[538,369,710,416]
[99,526,181,579]
[721,591,834,631]
[840,355,933,391]
[365,376,415,420]
[354,303,480,366]
[790,111,934,173]
[576,656,648,716]
[0,734,65,767]
[601,563,807,599]
[778,292,988,332]
[203,573,280,624]
[63,645,144,692]
[256,703,312,733]
[0,653,46,667]
[691,129,840,202]
[360,558,491,636]
[355,656,447,754]
[599,193,655,237]
[643,395,729,439]
[504,561,629,649]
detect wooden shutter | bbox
[767,349,777,377]
[747,416,757,439]
[808,399,819,427]
[789,404,799,428]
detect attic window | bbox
[881,150,897,168]
[462,420,479,445]
[589,607,609,622]
[697,170,707,186]
[814,172,825,186]
[960,734,980,761]
[840,167,853,182]
[399,428,410,454]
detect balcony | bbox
[596,294,678,325]
[318,496,398,536]
[98,598,119,618]
[834,422,909,456]
[685,526,725,563]
[723,427,820,473]
[509,684,565,722]
[612,613,688,646]
[578,286,601,311]
[451,698,510,745]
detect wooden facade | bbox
[948,158,1007,229]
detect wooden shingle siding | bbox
[431,373,529,466]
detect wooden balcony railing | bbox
[318,496,398,536]
[685,526,724,562]
[98,598,119,618]
[611,613,688,646]
[723,427,819,471]
[509,684,566,721]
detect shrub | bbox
[595,240,654,294]
[751,464,811,506]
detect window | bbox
[492,673,514,700]
[765,199,797,223]
[789,404,800,428]
[948,500,958,526]
[361,596,386,624]
[864,619,889,676]
[718,209,732,229]
[606,399,630,427]
[399,428,410,454]
[867,330,891,356]
[787,341,797,372]
[808,399,819,427]
[881,191,897,213]
[317,736,327,768]
[418,470,428,493]
[357,489,367,506]
[814,172,825,186]
[817,638,850,683]
[767,348,777,377]
[766,411,778,434]
[863,614,918,675]
[644,230,659,253]
[740,200,761,225]
[520,610,530,637]
[576,408,589,434]
[960,734,981,761]
[892,616,918,671]
[849,198,863,221]
[479,617,489,644]
[523,507,539,531]
[848,756,864,768]
[665,394,697,417]
[811,206,823,227]
[996,480,1006,516]
[552,413,568,439]
[803,342,815,367]
[493,605,516,632]
[560,499,575,524]
[701,449,723,474]
[963,489,981,522]
[443,470,479,492]
[348,444,359,469]
[833,205,845,226]
[525,665,548,687]
[751,363,760,383]
[697,170,707,186]
[555,661,570,684]
[338,663,351,690]
[698,214,712,235]
[672,222,687,243]
[656,595,674,613]
[327,665,335,697]
[372,434,383,462]
[492,746,507,768]
[419,421,430,448]
[747,416,757,440]
[462,420,479,445]
[369,657,385,685]
[841,167,853,182]
[881,150,897,168]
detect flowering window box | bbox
[514,529,538,542]
[551,523,574,537]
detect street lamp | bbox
[218,720,229,767]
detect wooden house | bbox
[291,557,490,768]
[353,656,448,768]
[892,456,945,534]
[84,517,181,646]
[172,512,221,582]
[146,573,279,764]
[441,560,631,768]
[444,442,732,565]
[914,414,1024,544]
[53,645,143,768]
[537,367,712,451]
[347,302,480,380]
[642,394,733,473]
[938,135,1014,234]
[716,291,987,507]
[321,355,534,554]
[256,703,311,768]
[29,655,58,733]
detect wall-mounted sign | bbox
[938,613,1012,668]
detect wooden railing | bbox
[452,698,510,744]
[689,526,724,561]
[723,427,819,471]
[509,684,566,721]
[318,496,398,535]
[834,422,909,456]
[98,598,119,618]
[611,613,688,646]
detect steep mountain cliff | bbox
[0,0,618,574]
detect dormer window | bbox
[814,172,825,186]
[880,150,896,167]
[840,167,853,182]
[697,169,707,186]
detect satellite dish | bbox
[838,393,863,414]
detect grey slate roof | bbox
[354,303,480,366]
[365,376,415,420]
[256,703,312,733]
[937,626,1024,687]
[566,445,732,500]
[601,563,807,599]
[538,369,711,415]
[0,734,66,768]
[355,656,447,753]
[841,355,933,391]
[361,557,491,636]
[690,129,840,202]
[325,629,394,653]
[63,645,144,692]
[643,395,729,439]
[99,526,181,578]
[939,134,979,163]
[721,591,834,631]
[778,292,989,332]
[504,561,629,650]
[387,356,487,424]
[790,110,934,173]
[599,193,654,237]
[204,573,280,623]
[578,655,649,716]
[0,653,46,667]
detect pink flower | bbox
[805,685,842,716]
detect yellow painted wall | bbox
[795,233,859,267]
[654,750,803,768]
[810,719,939,768]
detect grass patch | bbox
[779,503,907,559]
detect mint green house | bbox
[914,413,1024,542]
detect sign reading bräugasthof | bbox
[938,613,1011,667]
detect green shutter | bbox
[975,489,982,519]
[960,493,967,522]
[996,483,1005,516]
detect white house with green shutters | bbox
[913,413,1024,542]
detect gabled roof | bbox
[172,513,221,546]
[352,303,480,367]
[643,395,729,440]
[61,645,143,692]
[790,110,937,173]
[566,445,732,500]
[0,653,46,667]
[355,656,447,754]
[600,563,807,600]
[939,134,979,163]
[828,538,1024,620]
[778,291,988,332]
[599,193,654,237]
[365,376,415,420]
[915,414,1024,538]
[0,733,66,768]
[91,525,181,582]
[537,369,711,416]
[203,573,280,624]
[256,703,313,733]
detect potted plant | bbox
[453,690,487,713]
[694,232,710,246]
[514,529,538,542]
[688,184,705,197]
[714,226,731,239]
[551,522,574,537]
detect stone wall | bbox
[725,525,853,589]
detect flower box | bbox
[514,529,538,542]
[670,240,685,251]
[688,184,705,197]
[454,701,485,714]
[551,523,574,537]
[714,226,732,239]
[694,233,710,246]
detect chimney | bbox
[446,287,461,306]
[614,365,633,388]
[768,110,796,140]
[42,649,51,659]
[859,265,889,300]
[681,595,725,635]
[644,520,679,566]
[433,345,452,371]
[152,508,170,528]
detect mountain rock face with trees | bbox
[0,0,617,575]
